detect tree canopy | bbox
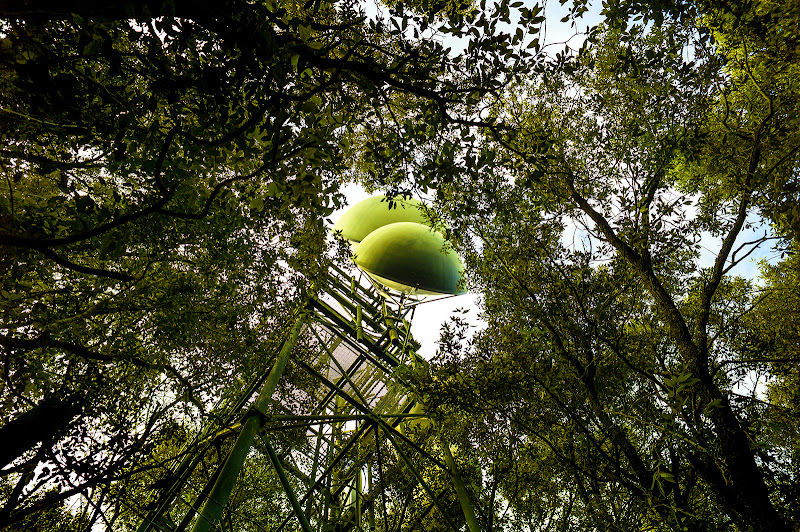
[415,1,799,530]
[1,0,798,529]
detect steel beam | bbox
[262,435,314,532]
[190,316,304,532]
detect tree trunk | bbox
[0,396,81,469]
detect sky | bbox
[328,0,781,359]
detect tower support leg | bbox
[191,317,304,532]
[441,439,482,532]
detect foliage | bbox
[397,1,800,531]
[0,0,543,525]
[2,0,798,529]
[0,479,91,531]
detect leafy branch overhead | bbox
[0,0,545,526]
[1,0,799,530]
[418,1,799,530]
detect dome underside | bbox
[354,222,465,296]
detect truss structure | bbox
[134,263,481,532]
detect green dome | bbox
[333,195,429,243]
[354,222,465,296]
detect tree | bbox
[400,2,799,530]
[0,0,547,526]
[4,0,796,528]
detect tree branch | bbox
[37,248,134,282]
[564,175,698,366]
[0,200,166,249]
[695,184,754,365]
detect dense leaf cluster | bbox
[409,1,799,530]
[1,0,798,529]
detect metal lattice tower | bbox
[134,261,481,532]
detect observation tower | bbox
[135,195,480,532]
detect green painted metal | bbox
[272,424,372,532]
[356,466,363,529]
[137,377,268,532]
[310,325,369,406]
[191,317,304,532]
[367,465,376,532]
[293,356,450,471]
[333,195,429,244]
[135,441,207,532]
[441,439,482,532]
[383,427,461,531]
[307,427,324,518]
[262,435,314,532]
[354,222,465,296]
[356,306,363,341]
[135,263,477,532]
[373,424,390,532]
[387,320,399,344]
[174,459,226,532]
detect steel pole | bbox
[441,439,482,532]
[191,317,304,532]
[262,435,314,532]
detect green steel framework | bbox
[133,262,481,532]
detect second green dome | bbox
[354,222,465,296]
